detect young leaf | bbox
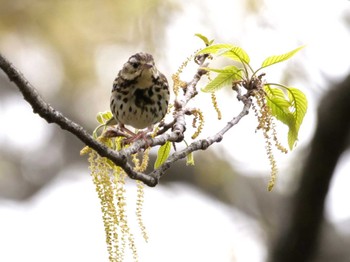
[267,100,294,127]
[97,111,113,125]
[154,141,171,169]
[102,111,113,121]
[198,44,250,64]
[92,123,105,139]
[265,85,308,150]
[264,86,294,126]
[221,46,250,64]
[288,126,298,151]
[286,87,308,149]
[198,44,236,55]
[261,46,304,68]
[195,33,212,46]
[201,67,242,93]
[202,65,241,74]
[96,112,105,124]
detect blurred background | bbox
[1,0,350,261]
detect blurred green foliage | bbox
[0,0,179,199]
[0,0,177,90]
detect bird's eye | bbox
[130,62,140,69]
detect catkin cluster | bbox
[82,137,149,262]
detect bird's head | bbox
[120,52,158,83]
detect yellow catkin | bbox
[211,92,222,120]
[140,148,150,172]
[172,49,200,96]
[192,113,198,128]
[115,171,137,261]
[268,162,278,191]
[253,89,282,191]
[136,180,148,242]
[132,154,141,170]
[80,146,92,155]
[264,130,277,191]
[271,121,288,154]
[132,149,150,242]
[89,151,121,262]
[86,48,220,262]
[152,126,159,137]
[191,109,205,139]
[87,134,145,262]
[172,74,187,97]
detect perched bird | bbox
[110,52,170,137]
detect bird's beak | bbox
[142,63,153,70]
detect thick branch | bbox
[0,52,250,187]
[0,53,155,185]
[269,74,350,262]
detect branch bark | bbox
[269,74,350,262]
[0,52,251,186]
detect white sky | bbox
[0,173,265,262]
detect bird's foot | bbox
[122,126,154,146]
[103,125,154,147]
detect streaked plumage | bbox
[110,52,169,130]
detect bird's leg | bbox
[103,123,134,138]
[122,126,154,146]
[104,122,154,147]
[119,124,137,137]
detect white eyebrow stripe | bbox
[129,57,139,63]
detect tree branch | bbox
[0,53,153,185]
[0,52,251,187]
[151,93,252,181]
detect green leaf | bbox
[202,65,241,74]
[264,86,292,122]
[288,126,298,151]
[201,67,242,93]
[92,124,104,139]
[221,46,250,64]
[96,111,113,124]
[201,73,233,92]
[96,112,104,124]
[102,111,113,121]
[261,46,304,68]
[264,85,291,111]
[92,129,98,139]
[198,44,250,64]
[195,33,213,46]
[198,43,236,55]
[154,141,171,169]
[265,85,308,150]
[286,87,308,149]
[201,71,241,93]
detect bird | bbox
[109,52,170,139]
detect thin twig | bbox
[150,94,252,180]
